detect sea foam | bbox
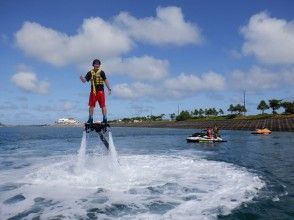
[0,153,264,219]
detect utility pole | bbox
[243,89,246,116]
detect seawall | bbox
[111,117,294,132]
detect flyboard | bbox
[85,122,110,149]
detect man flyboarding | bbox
[80,59,111,124]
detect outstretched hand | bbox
[80,75,86,83]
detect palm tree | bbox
[199,108,204,117]
[227,104,234,114]
[218,108,224,115]
[159,114,165,120]
[212,108,218,116]
[281,101,294,114]
[257,100,269,114]
[193,109,199,117]
[235,104,246,115]
[269,99,282,114]
[170,113,176,121]
[204,108,209,116]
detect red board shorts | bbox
[88,91,105,108]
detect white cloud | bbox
[103,56,169,80]
[11,71,49,94]
[112,72,225,100]
[112,82,158,99]
[164,72,225,91]
[241,12,294,64]
[15,19,132,66]
[123,56,169,80]
[113,83,136,99]
[115,6,203,46]
[15,7,201,67]
[230,66,294,90]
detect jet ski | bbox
[186,132,226,143]
[85,122,110,149]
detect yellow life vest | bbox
[90,69,103,95]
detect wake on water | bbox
[0,131,265,220]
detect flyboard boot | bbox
[85,122,110,150]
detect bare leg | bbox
[89,107,94,117]
[87,106,94,123]
[101,106,107,117]
[101,106,107,122]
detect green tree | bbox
[199,108,204,117]
[170,113,176,121]
[218,108,224,115]
[227,104,235,114]
[193,109,199,117]
[257,100,269,114]
[212,108,218,116]
[204,108,209,116]
[281,101,294,114]
[269,99,281,114]
[150,114,165,121]
[176,110,192,121]
[235,104,247,115]
[204,108,218,116]
[122,118,131,123]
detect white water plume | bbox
[108,131,119,166]
[76,131,87,173]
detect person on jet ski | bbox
[213,124,220,138]
[206,127,213,139]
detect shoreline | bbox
[1,117,293,132]
[111,117,294,132]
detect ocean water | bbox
[0,126,293,220]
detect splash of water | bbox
[76,131,87,173]
[108,131,119,166]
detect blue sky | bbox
[1,0,294,125]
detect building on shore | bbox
[55,118,80,125]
